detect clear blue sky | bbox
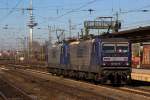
[0,0,150,50]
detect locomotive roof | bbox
[100,38,129,42]
[49,37,129,48]
[68,37,129,45]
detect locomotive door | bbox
[60,44,70,69]
[91,39,101,72]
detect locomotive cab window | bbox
[102,43,115,53]
[116,44,129,53]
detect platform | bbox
[131,68,150,82]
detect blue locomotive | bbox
[47,37,131,84]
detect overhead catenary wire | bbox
[38,0,102,25]
[111,1,150,31]
[0,0,23,23]
[55,0,99,19]
[118,16,150,31]
[119,3,150,14]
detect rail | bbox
[0,92,7,100]
[118,87,150,97]
[0,75,33,100]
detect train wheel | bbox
[116,75,122,86]
[100,78,107,84]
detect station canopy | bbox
[102,26,150,43]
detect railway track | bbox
[19,68,150,99]
[0,92,7,100]
[2,67,115,100]
[0,76,33,100]
[9,64,150,94]
[27,67,150,97]
[1,65,150,100]
[118,87,150,97]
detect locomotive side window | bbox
[93,43,96,53]
[77,45,87,58]
[52,50,57,58]
[102,44,115,53]
[77,46,84,57]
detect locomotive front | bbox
[101,38,131,84]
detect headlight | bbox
[118,49,122,53]
[103,63,106,66]
[126,62,129,66]
[127,75,130,79]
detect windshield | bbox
[116,44,128,53]
[102,43,129,53]
[102,44,115,53]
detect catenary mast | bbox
[27,0,37,59]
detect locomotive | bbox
[47,37,131,84]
